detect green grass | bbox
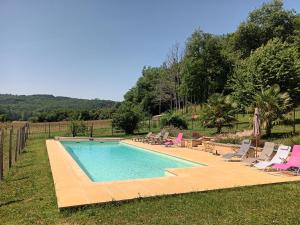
[1,136,300,224]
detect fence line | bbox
[0,123,29,181]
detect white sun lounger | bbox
[254,145,291,169]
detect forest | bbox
[123,0,300,116]
[0,94,118,122]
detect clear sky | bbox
[0,0,299,101]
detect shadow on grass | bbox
[16,163,33,169]
[0,199,24,208]
[8,176,30,182]
[262,132,299,140]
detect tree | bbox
[181,29,230,104]
[165,43,183,111]
[229,38,300,108]
[69,120,87,137]
[112,102,143,134]
[250,84,292,137]
[200,94,237,133]
[233,0,296,57]
[161,112,188,129]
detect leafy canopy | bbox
[250,84,292,136]
[200,94,237,133]
[112,101,143,134]
[233,0,296,57]
[229,38,300,108]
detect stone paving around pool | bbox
[46,139,300,208]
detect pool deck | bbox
[46,139,300,208]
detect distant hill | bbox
[0,94,118,121]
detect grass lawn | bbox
[1,137,300,224]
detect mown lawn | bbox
[1,137,300,225]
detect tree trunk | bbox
[266,121,272,137]
[217,124,222,133]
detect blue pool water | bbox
[61,141,201,182]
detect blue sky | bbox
[0,0,299,101]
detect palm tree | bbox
[201,94,237,133]
[251,84,292,137]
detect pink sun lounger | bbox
[164,133,183,147]
[272,145,300,170]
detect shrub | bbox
[161,113,188,129]
[69,120,87,137]
[200,94,237,133]
[112,102,143,134]
[249,84,292,137]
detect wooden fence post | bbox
[8,128,13,168]
[19,128,22,153]
[293,108,296,134]
[90,123,93,138]
[20,127,23,151]
[15,129,20,161]
[0,129,4,181]
[48,123,51,138]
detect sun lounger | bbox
[164,133,183,147]
[254,145,291,169]
[151,132,169,144]
[145,131,162,143]
[242,142,275,166]
[133,132,152,142]
[222,139,251,161]
[272,145,300,170]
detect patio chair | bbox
[272,145,300,170]
[222,139,251,161]
[134,132,152,142]
[242,142,275,166]
[164,133,183,147]
[151,132,169,145]
[254,145,291,169]
[144,131,162,143]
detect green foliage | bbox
[0,94,117,121]
[250,84,292,136]
[182,30,231,102]
[124,66,173,115]
[123,1,300,116]
[229,38,300,107]
[69,120,88,137]
[233,0,296,57]
[112,102,143,134]
[200,94,237,133]
[161,112,188,129]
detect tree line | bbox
[0,94,118,122]
[122,0,300,117]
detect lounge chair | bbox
[151,132,169,145]
[145,131,162,143]
[222,139,251,161]
[254,145,291,169]
[242,142,275,166]
[272,145,300,170]
[133,132,152,142]
[164,133,183,147]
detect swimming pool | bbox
[61,141,202,182]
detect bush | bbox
[69,120,87,137]
[200,94,237,133]
[112,102,143,134]
[161,113,188,129]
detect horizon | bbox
[1,0,299,101]
[0,93,117,101]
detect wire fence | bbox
[0,123,29,181]
[0,108,299,181]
